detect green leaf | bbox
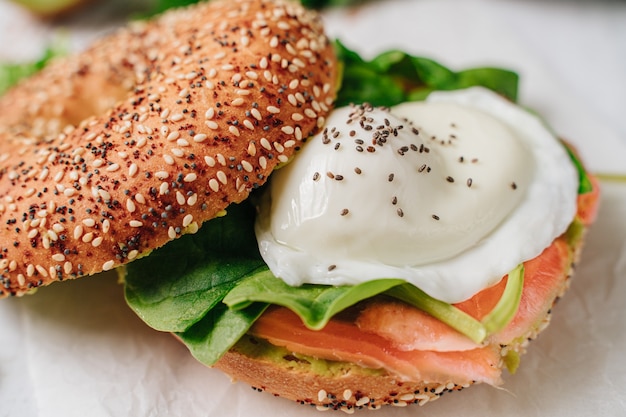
[334,40,519,107]
[385,284,488,344]
[0,40,67,95]
[564,144,594,195]
[224,273,405,330]
[123,202,265,332]
[481,264,524,334]
[177,302,268,366]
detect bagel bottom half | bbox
[210,180,599,411]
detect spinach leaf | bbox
[224,273,405,330]
[177,302,268,366]
[124,202,265,332]
[335,40,519,107]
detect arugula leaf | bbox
[334,40,519,107]
[224,273,405,330]
[178,302,268,366]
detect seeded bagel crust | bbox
[0,0,338,297]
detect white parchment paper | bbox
[1,0,625,416]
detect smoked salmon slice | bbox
[251,306,502,385]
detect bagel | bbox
[0,0,338,297]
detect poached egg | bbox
[255,87,578,303]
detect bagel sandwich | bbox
[0,0,599,412]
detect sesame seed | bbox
[127,163,138,177]
[102,260,115,271]
[281,126,295,135]
[92,237,103,247]
[340,208,349,216]
[217,171,228,184]
[184,173,198,183]
[163,155,175,165]
[250,108,262,121]
[274,142,285,153]
[129,220,143,228]
[209,179,220,192]
[52,254,65,262]
[317,390,327,403]
[35,265,48,277]
[193,133,208,143]
[82,232,94,243]
[267,105,280,114]
[446,176,455,183]
[168,226,177,239]
[241,160,254,172]
[231,98,245,107]
[343,390,353,401]
[467,178,473,188]
[432,214,440,220]
[167,131,180,141]
[183,214,194,228]
[228,125,241,137]
[205,120,219,130]
[176,191,186,205]
[205,156,216,167]
[397,208,404,217]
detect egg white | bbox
[255,87,578,303]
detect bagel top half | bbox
[0,0,338,297]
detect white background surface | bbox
[1,0,625,416]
